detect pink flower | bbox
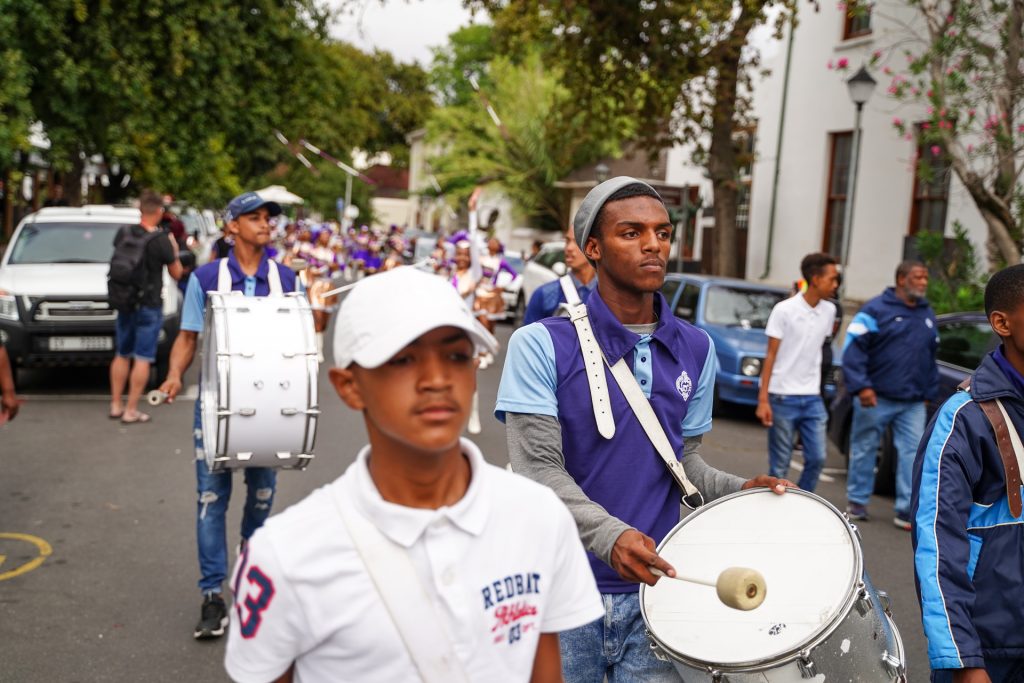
[1018,124,1024,133]
[930,145,941,156]
[922,122,931,129]
[837,1,847,11]
[946,13,955,23]
[837,57,849,69]
[905,133,914,141]
[827,59,834,70]
[883,66,893,75]
[927,105,934,115]
[893,117,904,127]
[946,67,954,75]
[968,108,976,117]
[967,144,974,153]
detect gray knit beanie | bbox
[572,176,662,251]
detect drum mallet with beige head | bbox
[147,390,169,406]
[651,566,767,611]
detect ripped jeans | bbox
[194,399,277,594]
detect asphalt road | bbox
[1,323,927,682]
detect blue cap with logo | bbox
[226,191,282,222]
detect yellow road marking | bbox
[0,533,52,581]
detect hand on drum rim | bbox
[610,529,676,586]
[741,475,797,494]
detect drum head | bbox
[641,489,860,668]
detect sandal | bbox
[121,412,152,424]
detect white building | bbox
[744,0,988,301]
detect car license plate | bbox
[48,336,113,351]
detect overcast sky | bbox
[329,0,481,67]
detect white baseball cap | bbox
[332,266,499,369]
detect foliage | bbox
[425,50,630,228]
[429,24,497,107]
[0,0,431,211]
[870,0,1024,267]
[466,0,796,276]
[916,221,987,313]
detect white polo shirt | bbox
[224,438,603,683]
[764,294,837,396]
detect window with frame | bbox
[822,132,853,257]
[843,0,872,39]
[909,128,951,235]
[674,283,701,323]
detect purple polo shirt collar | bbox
[993,345,1024,398]
[588,288,682,364]
[223,249,273,288]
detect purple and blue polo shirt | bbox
[495,288,717,593]
[181,251,301,334]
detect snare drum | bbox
[641,488,906,682]
[200,292,319,471]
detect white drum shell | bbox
[200,293,319,470]
[641,489,905,682]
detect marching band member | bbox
[157,191,303,641]
[225,267,602,683]
[305,227,342,362]
[495,177,792,681]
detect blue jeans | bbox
[846,396,925,515]
[932,660,1024,682]
[114,305,162,362]
[193,399,276,594]
[559,592,680,683]
[767,394,828,492]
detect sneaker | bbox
[194,593,228,640]
[846,503,870,521]
[893,512,912,531]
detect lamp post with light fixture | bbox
[839,65,877,297]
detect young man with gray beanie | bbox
[496,177,792,681]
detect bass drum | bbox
[200,292,319,471]
[641,488,906,682]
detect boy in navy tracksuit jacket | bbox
[912,264,1024,683]
[844,262,938,527]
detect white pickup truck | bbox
[0,206,181,382]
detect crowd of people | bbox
[2,178,1022,683]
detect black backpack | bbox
[107,225,161,311]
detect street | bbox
[1,323,926,682]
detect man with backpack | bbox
[108,188,183,424]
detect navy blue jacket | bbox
[911,350,1024,670]
[841,288,939,401]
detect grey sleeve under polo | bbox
[505,412,746,565]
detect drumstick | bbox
[650,566,767,611]
[467,391,481,434]
[147,390,169,406]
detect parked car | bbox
[659,274,837,411]
[827,311,996,495]
[0,206,182,383]
[516,241,566,321]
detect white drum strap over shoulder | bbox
[334,492,471,683]
[216,257,284,294]
[607,359,704,510]
[559,275,616,439]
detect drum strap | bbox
[216,257,285,294]
[957,378,1024,518]
[333,491,472,683]
[559,275,703,509]
[559,275,615,439]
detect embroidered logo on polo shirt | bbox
[675,370,692,400]
[481,572,541,645]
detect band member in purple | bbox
[496,177,792,681]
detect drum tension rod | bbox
[281,408,321,416]
[797,650,816,679]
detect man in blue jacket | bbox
[843,261,938,528]
[522,226,596,325]
[912,264,1024,682]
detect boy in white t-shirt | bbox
[224,267,603,683]
[756,253,840,492]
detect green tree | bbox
[880,0,1024,267]
[470,0,794,277]
[426,50,630,228]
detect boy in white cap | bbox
[224,267,603,683]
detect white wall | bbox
[371,197,412,230]
[745,1,988,301]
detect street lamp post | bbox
[839,65,877,298]
[594,162,610,184]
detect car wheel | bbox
[874,427,897,496]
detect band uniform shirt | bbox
[495,289,717,594]
[180,250,301,334]
[224,438,602,683]
[763,294,836,396]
